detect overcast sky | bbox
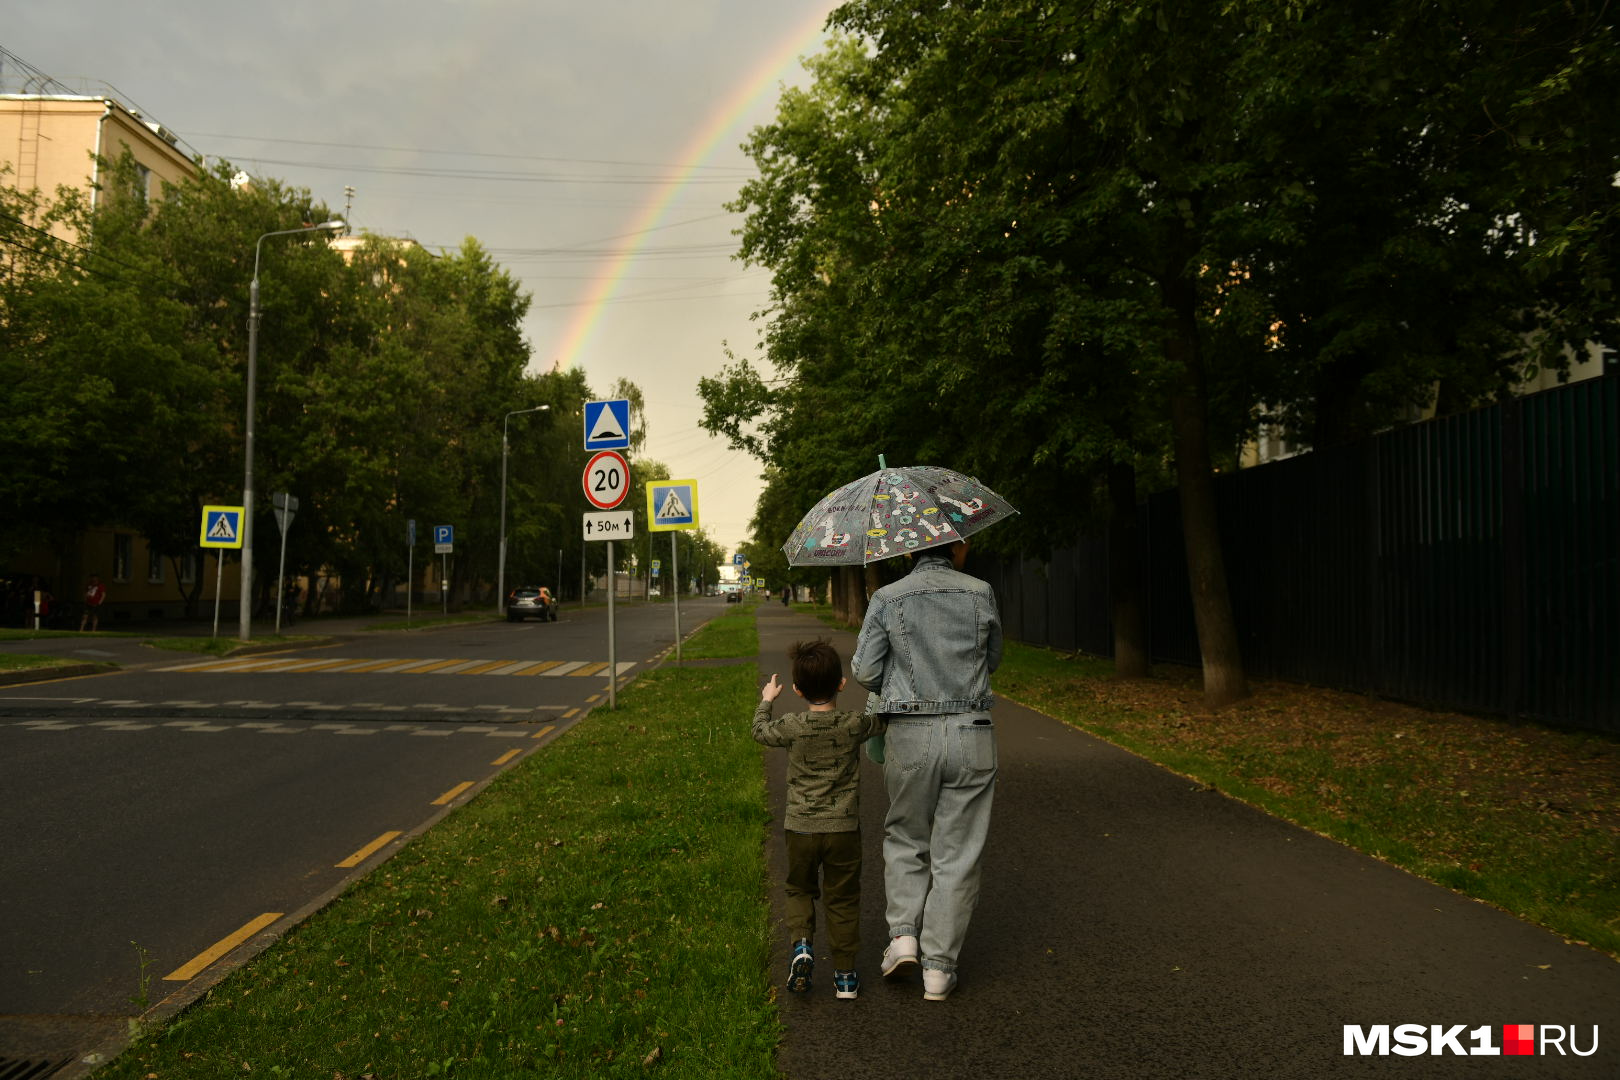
[9,1,843,556]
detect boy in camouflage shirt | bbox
[753,639,885,999]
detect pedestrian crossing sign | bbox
[647,479,698,531]
[199,505,245,549]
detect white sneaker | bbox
[922,968,957,1001]
[881,935,919,979]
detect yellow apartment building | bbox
[2,53,215,626]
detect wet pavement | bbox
[754,604,1619,1079]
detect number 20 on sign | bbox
[583,450,630,510]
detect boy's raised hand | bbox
[762,673,784,702]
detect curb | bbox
[0,663,118,687]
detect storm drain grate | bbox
[0,1058,74,1080]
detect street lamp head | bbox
[318,218,346,231]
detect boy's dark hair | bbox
[789,639,842,703]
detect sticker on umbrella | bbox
[783,465,1016,566]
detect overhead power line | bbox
[231,156,741,186]
[189,131,755,174]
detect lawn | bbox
[102,608,778,1079]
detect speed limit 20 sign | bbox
[582,450,630,510]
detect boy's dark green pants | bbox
[783,829,863,970]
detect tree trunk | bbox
[1106,462,1150,678]
[1163,273,1249,708]
[845,567,865,627]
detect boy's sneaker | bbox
[881,934,919,979]
[786,939,814,994]
[833,969,860,1000]
[922,968,957,1001]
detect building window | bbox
[147,545,165,584]
[179,552,199,586]
[113,534,133,582]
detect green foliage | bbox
[706,0,1618,701]
[0,156,639,610]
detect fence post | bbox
[1499,396,1526,717]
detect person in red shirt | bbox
[80,574,106,631]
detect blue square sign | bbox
[647,480,698,531]
[583,399,632,451]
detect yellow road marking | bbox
[492,749,522,765]
[336,830,402,868]
[432,781,475,806]
[167,658,292,673]
[164,912,282,981]
[285,658,370,672]
[586,694,600,704]
[458,660,513,675]
[339,658,411,674]
[531,724,557,740]
[398,659,463,674]
[513,661,563,675]
[562,708,579,720]
[569,661,609,677]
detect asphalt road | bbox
[755,604,1620,1080]
[0,597,721,1070]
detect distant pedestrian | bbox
[80,574,106,631]
[781,586,790,607]
[852,537,1002,1001]
[752,639,885,999]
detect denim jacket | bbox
[850,553,1002,715]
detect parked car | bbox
[506,586,557,622]
[725,589,743,603]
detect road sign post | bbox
[583,509,634,708]
[272,493,299,634]
[647,480,699,661]
[406,519,417,627]
[433,525,454,616]
[199,506,245,639]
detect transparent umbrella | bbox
[782,460,1018,566]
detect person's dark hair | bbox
[789,639,842,704]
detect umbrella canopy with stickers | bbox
[782,461,1017,566]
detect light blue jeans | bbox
[882,712,997,974]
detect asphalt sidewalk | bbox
[754,603,1619,1079]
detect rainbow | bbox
[548,4,839,371]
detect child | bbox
[753,639,885,999]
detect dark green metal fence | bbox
[983,374,1619,733]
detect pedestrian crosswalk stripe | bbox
[460,659,516,675]
[397,659,466,674]
[340,658,418,674]
[155,655,634,676]
[368,658,445,673]
[435,660,490,674]
[278,658,363,673]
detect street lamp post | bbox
[498,404,551,612]
[239,219,345,642]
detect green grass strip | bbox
[0,653,76,672]
[679,611,759,660]
[104,663,777,1079]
